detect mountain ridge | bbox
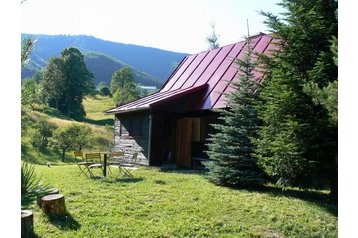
[21,34,188,84]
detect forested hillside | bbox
[21,34,187,83]
[83,52,162,87]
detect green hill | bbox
[21,34,188,83]
[21,95,115,165]
[83,52,162,87]
[22,51,162,88]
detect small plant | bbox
[21,162,52,208]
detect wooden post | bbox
[21,210,34,238]
[103,153,107,177]
[41,194,67,217]
[147,112,153,165]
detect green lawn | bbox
[31,165,337,237]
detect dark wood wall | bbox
[113,108,219,167]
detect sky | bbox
[21,0,284,53]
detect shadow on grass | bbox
[104,177,145,184]
[158,166,207,175]
[231,185,338,217]
[34,107,72,120]
[158,167,337,216]
[77,117,114,127]
[45,212,81,231]
[154,180,167,185]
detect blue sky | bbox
[21,0,284,53]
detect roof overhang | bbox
[105,84,208,115]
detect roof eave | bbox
[106,105,151,115]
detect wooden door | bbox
[175,119,192,167]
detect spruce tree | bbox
[255,0,337,194]
[205,33,265,187]
[206,22,220,50]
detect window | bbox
[120,116,143,138]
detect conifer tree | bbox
[255,0,337,195]
[206,22,220,50]
[205,31,265,187]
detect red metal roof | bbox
[106,84,208,114]
[106,33,275,114]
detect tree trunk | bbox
[62,149,66,162]
[30,103,35,110]
[21,210,34,238]
[41,194,67,217]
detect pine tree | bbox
[255,0,337,194]
[205,33,265,187]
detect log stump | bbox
[41,194,67,217]
[37,188,60,207]
[21,210,34,238]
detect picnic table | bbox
[78,151,136,178]
[84,151,114,177]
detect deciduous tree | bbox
[41,47,95,118]
[110,67,140,105]
[21,77,41,110]
[110,67,135,95]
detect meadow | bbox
[31,165,337,238]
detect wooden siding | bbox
[175,119,192,167]
[113,109,219,167]
[114,112,150,165]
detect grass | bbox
[82,95,116,126]
[30,165,338,238]
[21,96,115,165]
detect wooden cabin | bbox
[106,33,276,167]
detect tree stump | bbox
[21,210,34,238]
[41,194,67,217]
[37,188,60,206]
